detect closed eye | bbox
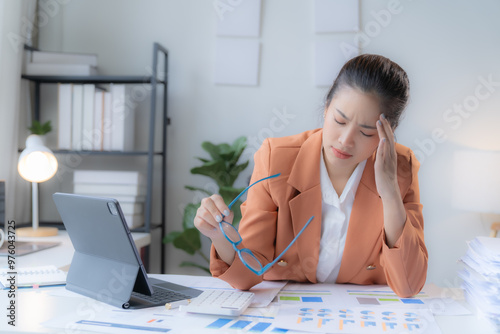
[334,118,345,125]
[360,131,374,137]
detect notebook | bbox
[52,193,202,309]
[0,265,66,289]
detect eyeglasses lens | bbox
[240,251,262,271]
[221,222,241,243]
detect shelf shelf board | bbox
[17,149,164,156]
[21,74,166,84]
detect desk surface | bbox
[0,274,497,334]
[1,237,495,334]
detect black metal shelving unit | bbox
[21,42,169,273]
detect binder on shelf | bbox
[110,84,135,152]
[57,83,73,150]
[81,84,95,151]
[93,90,104,151]
[71,85,84,150]
[102,91,113,151]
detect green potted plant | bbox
[28,120,52,135]
[163,136,249,274]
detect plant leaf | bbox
[191,160,228,188]
[226,160,250,186]
[172,228,201,255]
[196,157,210,163]
[218,143,234,161]
[184,186,211,196]
[28,120,52,135]
[219,186,245,202]
[231,202,242,225]
[182,203,200,229]
[201,141,221,161]
[162,231,181,244]
[229,136,247,165]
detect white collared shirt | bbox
[316,150,367,283]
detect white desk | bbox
[15,231,151,269]
[0,275,497,334]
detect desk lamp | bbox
[452,150,500,235]
[17,134,59,237]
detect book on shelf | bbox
[31,50,98,67]
[73,170,146,228]
[102,91,113,151]
[123,213,144,229]
[81,84,95,150]
[55,84,134,152]
[71,85,84,150]
[73,183,146,197]
[24,63,98,76]
[73,170,145,185]
[120,202,144,215]
[110,84,135,151]
[57,83,73,150]
[93,90,104,151]
[110,194,146,203]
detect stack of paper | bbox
[25,50,98,76]
[458,236,500,331]
[73,170,146,228]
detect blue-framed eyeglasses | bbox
[220,173,314,276]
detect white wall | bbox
[35,0,500,286]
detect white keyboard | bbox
[179,289,254,316]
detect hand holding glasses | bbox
[220,173,314,276]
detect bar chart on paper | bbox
[204,304,287,333]
[277,289,334,304]
[205,318,286,333]
[346,289,427,306]
[334,284,471,315]
[274,306,442,333]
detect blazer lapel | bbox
[287,130,323,283]
[336,152,384,283]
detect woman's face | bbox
[322,86,381,174]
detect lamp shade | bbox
[452,150,500,214]
[18,134,58,183]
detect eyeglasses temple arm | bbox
[227,173,281,210]
[259,216,315,274]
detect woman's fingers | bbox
[194,195,232,237]
[380,114,395,146]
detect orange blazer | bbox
[210,129,428,298]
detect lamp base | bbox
[16,227,58,237]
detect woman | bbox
[194,54,427,298]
